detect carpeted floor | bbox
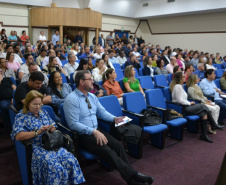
[0,125,225,185]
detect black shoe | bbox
[200,135,213,143]
[134,173,154,184]
[127,178,149,185]
[212,124,225,130]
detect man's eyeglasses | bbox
[83,77,94,82]
[85,98,92,109]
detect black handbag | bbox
[165,109,183,121]
[141,109,162,126]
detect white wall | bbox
[136,12,226,56]
[0,2,28,37]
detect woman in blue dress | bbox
[11,90,85,185]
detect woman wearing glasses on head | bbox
[11,90,85,185]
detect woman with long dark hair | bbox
[170,72,224,143]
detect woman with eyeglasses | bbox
[48,71,72,114]
[6,51,21,73]
[0,58,16,79]
[11,90,85,185]
[170,71,224,143]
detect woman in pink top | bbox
[6,51,20,73]
[176,54,184,71]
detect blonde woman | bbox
[123,65,145,96]
[11,90,85,184]
[187,74,220,133]
[170,72,223,143]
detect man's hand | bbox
[114,116,126,124]
[93,130,108,146]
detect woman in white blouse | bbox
[92,58,107,82]
[205,58,217,70]
[187,74,220,134]
[170,72,223,143]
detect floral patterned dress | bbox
[11,109,85,185]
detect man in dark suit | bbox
[133,34,139,45]
[74,31,83,45]
[161,49,170,66]
[101,34,105,47]
[138,37,145,46]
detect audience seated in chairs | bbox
[35,48,47,67]
[116,50,127,66]
[176,53,185,71]
[21,62,49,87]
[184,64,194,82]
[151,54,157,67]
[0,72,16,133]
[220,71,226,91]
[42,56,66,76]
[124,54,141,71]
[187,74,220,134]
[170,71,223,143]
[0,57,16,79]
[92,58,107,83]
[73,58,89,80]
[14,71,51,111]
[205,58,217,70]
[142,56,154,77]
[6,51,21,74]
[47,71,72,115]
[154,59,168,76]
[194,63,205,81]
[42,49,62,67]
[88,57,95,72]
[11,90,85,185]
[102,68,124,105]
[19,54,41,80]
[102,53,115,69]
[64,70,154,185]
[166,57,178,74]
[63,52,78,80]
[123,65,145,96]
[200,69,226,125]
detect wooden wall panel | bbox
[30,7,102,29]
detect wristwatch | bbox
[35,130,38,136]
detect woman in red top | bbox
[102,68,124,105]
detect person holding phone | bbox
[184,64,194,82]
[11,90,85,184]
[42,56,66,76]
[92,58,107,82]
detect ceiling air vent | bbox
[168,0,175,3]
[143,3,148,7]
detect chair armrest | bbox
[147,105,167,112]
[97,118,113,126]
[21,140,33,146]
[122,109,144,127]
[165,101,184,106]
[142,88,149,91]
[154,85,166,89]
[187,98,201,103]
[204,95,214,101]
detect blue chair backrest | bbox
[22,58,26,64]
[60,103,67,126]
[154,74,169,87]
[134,68,139,78]
[118,79,125,91]
[61,73,67,83]
[194,65,197,70]
[70,72,74,84]
[215,69,223,78]
[140,62,144,68]
[122,63,126,71]
[163,87,172,101]
[92,59,96,66]
[183,84,188,93]
[76,60,80,64]
[138,76,154,89]
[145,89,167,109]
[167,74,173,84]
[214,79,221,89]
[214,64,222,69]
[98,81,103,86]
[112,63,121,70]
[61,60,68,67]
[10,77,16,85]
[98,95,122,117]
[115,69,124,81]
[13,90,16,107]
[123,92,147,113]
[72,84,76,90]
[41,105,56,122]
[139,68,143,76]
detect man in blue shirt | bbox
[194,63,205,81]
[74,31,83,45]
[64,70,154,185]
[80,47,94,60]
[108,50,117,64]
[199,69,226,124]
[52,30,60,46]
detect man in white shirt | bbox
[101,34,105,47]
[42,49,62,67]
[116,51,127,66]
[19,54,41,79]
[63,52,79,79]
[94,47,103,59]
[2,44,23,64]
[39,31,47,45]
[166,57,178,74]
[132,48,141,60]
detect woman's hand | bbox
[49,126,56,133]
[37,126,49,135]
[190,101,195,105]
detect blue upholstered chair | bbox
[154,74,169,93]
[123,92,168,149]
[214,78,226,93]
[138,76,155,91]
[112,63,121,70]
[167,74,173,84]
[163,87,200,133]
[98,95,143,159]
[115,69,124,81]
[134,68,139,79]
[145,89,187,141]
[69,72,74,84]
[61,60,68,67]
[215,69,223,78]
[139,68,144,76]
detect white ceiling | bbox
[0,0,226,19]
